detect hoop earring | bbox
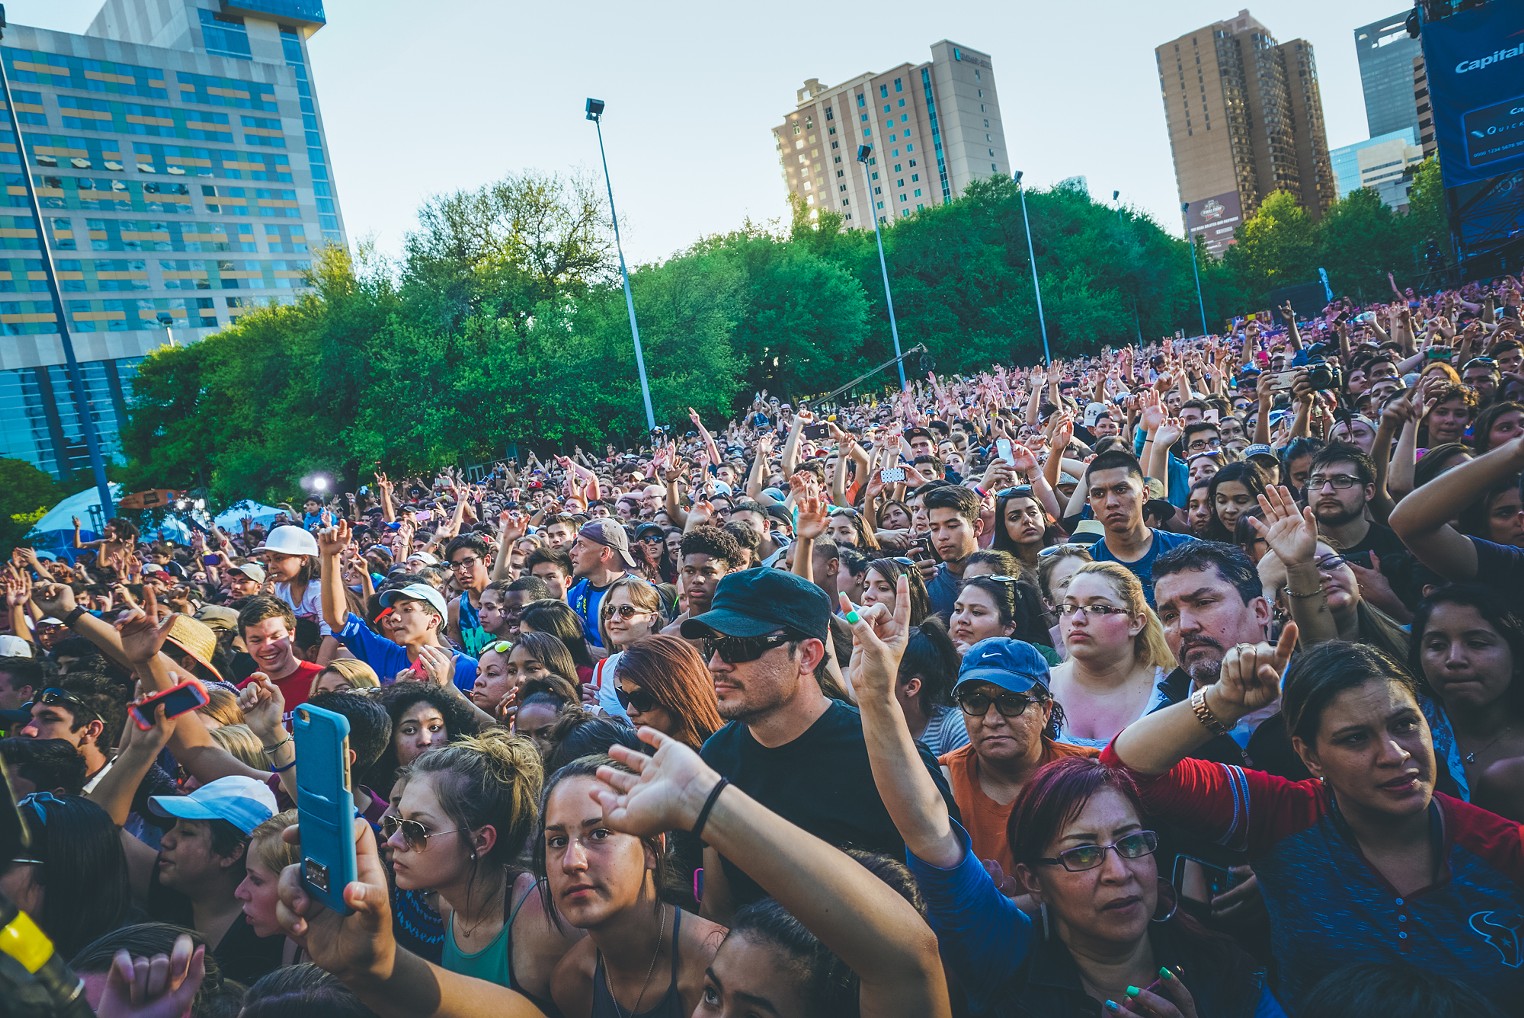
[1153,878,1178,924]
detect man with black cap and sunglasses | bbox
[682,567,958,921]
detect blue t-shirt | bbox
[336,612,477,692]
[1089,528,1199,603]
[567,577,614,648]
[926,562,960,619]
[1132,428,1190,508]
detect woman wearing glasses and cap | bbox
[847,577,1278,1017]
[385,728,579,1006]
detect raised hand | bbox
[276,818,395,983]
[498,509,527,542]
[789,472,827,540]
[1249,486,1317,566]
[590,727,722,837]
[496,685,520,726]
[843,574,911,705]
[1213,623,1298,718]
[95,933,207,1018]
[116,587,175,666]
[237,674,287,743]
[317,519,351,559]
[1154,416,1185,450]
[1008,442,1040,474]
[415,644,456,689]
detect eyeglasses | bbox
[381,815,465,851]
[1056,603,1132,619]
[997,485,1036,499]
[703,632,793,664]
[1313,555,1348,573]
[1186,438,1223,452]
[1306,474,1362,491]
[21,688,100,725]
[1036,830,1159,872]
[615,684,660,714]
[957,689,1039,718]
[484,640,513,655]
[606,603,651,620]
[449,556,481,570]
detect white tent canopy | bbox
[28,483,125,539]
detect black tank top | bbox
[590,907,685,1018]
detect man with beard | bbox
[1304,443,1405,560]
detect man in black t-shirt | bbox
[684,568,959,921]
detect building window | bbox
[898,98,906,107]
[901,114,908,122]
[891,149,899,158]
[825,107,834,121]
[912,173,919,182]
[907,143,914,152]
[880,84,888,98]
[857,94,865,107]
[894,78,903,92]
[914,188,922,197]
[894,163,902,172]
[861,113,868,122]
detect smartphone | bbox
[880,466,906,484]
[802,423,830,440]
[202,554,219,566]
[129,678,209,731]
[414,509,433,524]
[995,438,1014,465]
[1261,368,1299,395]
[1425,346,1452,361]
[1173,855,1242,909]
[294,703,358,915]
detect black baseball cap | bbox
[681,568,830,644]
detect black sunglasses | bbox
[703,632,793,664]
[21,687,100,725]
[615,684,660,714]
[956,689,1038,718]
[997,485,1035,499]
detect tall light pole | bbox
[1014,171,1051,365]
[585,98,655,432]
[1113,190,1143,344]
[855,145,907,390]
[1182,201,1209,338]
[157,313,177,348]
[0,8,113,517]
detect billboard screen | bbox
[1422,3,1524,188]
[1185,191,1243,259]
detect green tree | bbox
[1222,190,1319,303]
[0,457,62,549]
[1318,188,1399,302]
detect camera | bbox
[1306,358,1342,391]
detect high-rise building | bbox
[774,41,1009,230]
[2,0,343,479]
[1354,12,1423,140]
[1330,128,1425,211]
[1156,9,1336,257]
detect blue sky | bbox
[32,0,1411,265]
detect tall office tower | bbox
[1413,56,1436,158]
[1354,12,1424,140]
[774,41,1009,230]
[2,0,344,478]
[1157,9,1336,258]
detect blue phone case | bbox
[293,703,357,915]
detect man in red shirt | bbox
[235,596,320,709]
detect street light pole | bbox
[1015,172,1051,366]
[856,145,907,390]
[585,98,655,432]
[0,9,113,517]
[1114,190,1143,345]
[1182,201,1209,338]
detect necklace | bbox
[604,904,667,1018]
[456,879,507,940]
[1463,725,1515,765]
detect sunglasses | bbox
[956,689,1038,718]
[381,815,464,851]
[827,506,860,518]
[703,632,793,664]
[21,688,100,725]
[484,640,513,655]
[1036,830,1159,872]
[615,684,660,714]
[606,603,651,620]
[997,485,1035,499]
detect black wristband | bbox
[63,606,88,628]
[691,777,729,841]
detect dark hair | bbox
[519,601,594,670]
[1153,541,1261,605]
[1308,442,1376,487]
[57,671,128,749]
[959,576,1021,634]
[512,628,583,686]
[367,681,482,795]
[1408,585,1524,717]
[1283,641,1421,746]
[15,793,132,957]
[680,525,744,570]
[1299,962,1504,1018]
[898,618,959,718]
[921,484,979,525]
[305,691,393,769]
[71,923,230,1018]
[1412,442,1474,490]
[0,736,87,795]
[243,964,378,1018]
[1203,462,1269,542]
[443,533,489,563]
[524,546,573,578]
[1083,450,1144,486]
[542,710,643,773]
[863,557,931,627]
[611,635,723,751]
[237,594,297,639]
[990,490,1062,556]
[1182,420,1218,450]
[505,576,553,599]
[0,655,45,691]
[1279,436,1325,479]
[966,549,1021,578]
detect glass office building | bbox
[1,0,343,478]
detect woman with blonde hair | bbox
[236,809,304,967]
[592,575,666,719]
[1047,561,1175,748]
[311,656,381,697]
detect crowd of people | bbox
[3,271,1524,1018]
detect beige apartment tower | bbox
[1157,9,1336,257]
[774,41,1010,229]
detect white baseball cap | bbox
[379,583,448,619]
[253,525,319,557]
[150,775,277,835]
[0,635,31,658]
